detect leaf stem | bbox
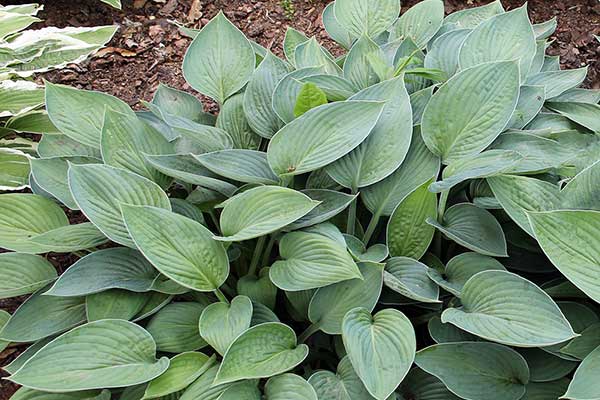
[347,186,358,235]
[208,210,221,234]
[363,211,381,245]
[433,190,449,259]
[298,322,321,343]
[248,235,267,276]
[214,288,230,304]
[261,234,277,267]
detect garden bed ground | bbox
[0,0,599,397]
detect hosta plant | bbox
[1,0,600,399]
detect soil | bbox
[0,0,599,398]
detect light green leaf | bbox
[529,210,600,304]
[525,67,588,98]
[0,193,68,253]
[9,388,111,400]
[397,367,462,400]
[68,164,171,248]
[45,82,133,148]
[294,82,328,117]
[441,270,577,346]
[218,380,261,400]
[194,149,278,185]
[216,93,261,150]
[344,235,388,263]
[0,148,30,191]
[342,308,416,400]
[173,122,234,154]
[272,67,325,124]
[391,0,444,48]
[265,373,317,400]
[100,0,121,8]
[415,342,529,400]
[428,315,480,344]
[0,309,10,352]
[237,267,277,310]
[122,205,229,292]
[560,322,600,360]
[421,61,520,164]
[384,257,439,303]
[216,185,319,242]
[563,345,600,400]
[0,253,56,299]
[490,132,567,174]
[301,74,358,101]
[409,86,434,125]
[215,322,308,385]
[146,302,208,353]
[182,12,255,104]
[199,295,253,356]
[144,352,215,399]
[85,289,147,321]
[334,0,400,38]
[309,262,383,334]
[8,320,169,391]
[29,223,109,253]
[267,100,384,176]
[151,83,209,123]
[387,179,436,259]
[308,356,374,400]
[287,189,357,230]
[550,88,600,103]
[326,77,412,188]
[427,203,508,257]
[426,252,506,297]
[459,6,536,81]
[270,231,362,291]
[179,364,232,400]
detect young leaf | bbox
[199,295,253,356]
[294,82,328,117]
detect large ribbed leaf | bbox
[287,190,357,230]
[308,356,374,400]
[194,149,278,185]
[387,179,436,259]
[441,270,577,346]
[0,148,30,191]
[444,0,504,28]
[326,77,412,189]
[272,67,325,124]
[522,379,569,400]
[342,35,385,90]
[122,205,229,292]
[29,223,108,253]
[459,6,536,81]
[218,381,261,400]
[362,128,440,216]
[182,12,255,104]
[342,308,416,400]
[45,82,133,148]
[146,302,208,353]
[415,342,529,400]
[85,289,147,322]
[384,257,439,303]
[333,0,400,38]
[0,253,56,299]
[421,61,519,164]
[488,175,561,236]
[322,2,354,49]
[151,83,209,123]
[215,322,308,385]
[546,101,600,132]
[267,101,384,176]
[215,186,319,242]
[525,67,588,98]
[0,193,68,253]
[244,52,291,138]
[563,346,600,399]
[68,164,171,248]
[144,352,215,399]
[265,373,317,400]
[294,38,341,76]
[508,85,546,129]
[308,262,383,334]
[179,364,232,400]
[237,267,277,310]
[529,210,600,304]
[37,134,101,159]
[427,203,508,257]
[397,368,462,400]
[9,388,111,400]
[391,0,444,48]
[424,29,471,78]
[518,348,576,383]
[562,160,600,210]
[270,231,362,291]
[216,93,261,150]
[8,320,169,391]
[199,295,253,356]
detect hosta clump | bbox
[1,0,600,399]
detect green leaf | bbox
[45,82,133,148]
[415,342,529,400]
[217,93,261,150]
[362,127,440,216]
[199,295,253,356]
[508,85,546,129]
[546,101,600,132]
[459,6,536,81]
[424,29,471,78]
[391,0,444,48]
[529,210,600,304]
[283,27,309,66]
[215,185,319,241]
[0,193,68,254]
[146,302,208,353]
[490,132,567,174]
[151,83,209,123]
[85,289,147,321]
[344,235,388,263]
[308,356,375,400]
[441,270,577,346]
[215,322,308,385]
[265,373,318,400]
[428,315,480,344]
[68,164,171,248]
[522,379,569,400]
[179,364,232,400]
[342,35,386,90]
[301,74,358,101]
[270,231,362,291]
[384,257,439,303]
[309,262,383,334]
[287,189,357,230]
[294,82,328,117]
[526,67,588,98]
[518,348,576,382]
[387,179,437,259]
[9,388,111,400]
[0,148,30,191]
[194,149,278,185]
[144,352,215,399]
[8,320,169,391]
[409,86,434,125]
[322,2,355,49]
[294,38,341,76]
[334,0,400,38]
[267,100,384,176]
[182,11,255,104]
[244,52,291,139]
[0,253,56,299]
[237,267,277,310]
[0,309,10,352]
[342,308,416,400]
[29,223,109,253]
[100,0,121,8]
[37,134,101,159]
[563,345,600,400]
[218,380,261,400]
[445,0,504,28]
[426,252,506,297]
[421,61,519,164]
[326,76,412,188]
[122,205,229,292]
[427,203,508,257]
[397,367,462,400]
[560,322,600,360]
[272,67,325,124]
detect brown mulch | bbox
[0,0,599,398]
